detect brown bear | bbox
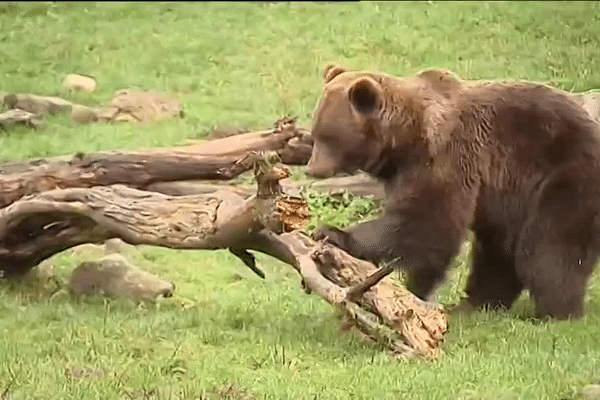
[307,63,600,320]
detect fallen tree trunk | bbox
[0,150,258,209]
[177,116,313,164]
[0,116,381,208]
[0,152,447,359]
[0,117,310,208]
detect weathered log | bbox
[0,151,447,358]
[297,172,386,200]
[0,151,257,209]
[272,231,448,359]
[0,152,301,276]
[178,116,312,165]
[0,118,309,208]
[145,180,254,198]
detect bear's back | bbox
[461,81,600,172]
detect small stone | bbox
[0,108,43,129]
[62,74,97,93]
[581,384,600,400]
[69,254,175,301]
[65,365,106,379]
[70,104,98,124]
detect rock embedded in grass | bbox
[69,253,175,301]
[581,384,600,400]
[62,74,97,93]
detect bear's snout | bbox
[307,158,335,178]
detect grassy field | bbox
[1,2,600,399]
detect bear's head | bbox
[306,64,463,179]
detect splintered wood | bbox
[277,232,448,359]
[277,197,311,232]
[314,244,447,358]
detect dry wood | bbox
[176,116,313,165]
[145,180,254,198]
[0,118,309,208]
[0,152,300,276]
[0,151,447,358]
[274,231,448,359]
[0,151,256,209]
[295,172,385,200]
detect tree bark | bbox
[178,116,313,164]
[0,117,310,208]
[0,152,447,359]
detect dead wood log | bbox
[0,152,301,277]
[145,180,254,198]
[0,151,447,358]
[0,118,311,208]
[0,151,257,210]
[295,172,386,200]
[177,116,313,165]
[271,231,448,359]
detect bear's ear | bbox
[348,77,383,115]
[323,63,347,84]
[417,68,463,99]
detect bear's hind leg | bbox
[516,213,599,318]
[516,231,593,320]
[460,230,524,312]
[516,173,600,320]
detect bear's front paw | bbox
[312,225,347,248]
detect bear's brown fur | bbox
[307,63,600,319]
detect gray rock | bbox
[580,384,600,400]
[69,254,175,301]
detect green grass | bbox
[1,1,600,399]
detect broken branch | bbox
[0,118,310,208]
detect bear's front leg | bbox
[312,225,355,255]
[313,199,466,301]
[313,221,397,299]
[313,218,399,263]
